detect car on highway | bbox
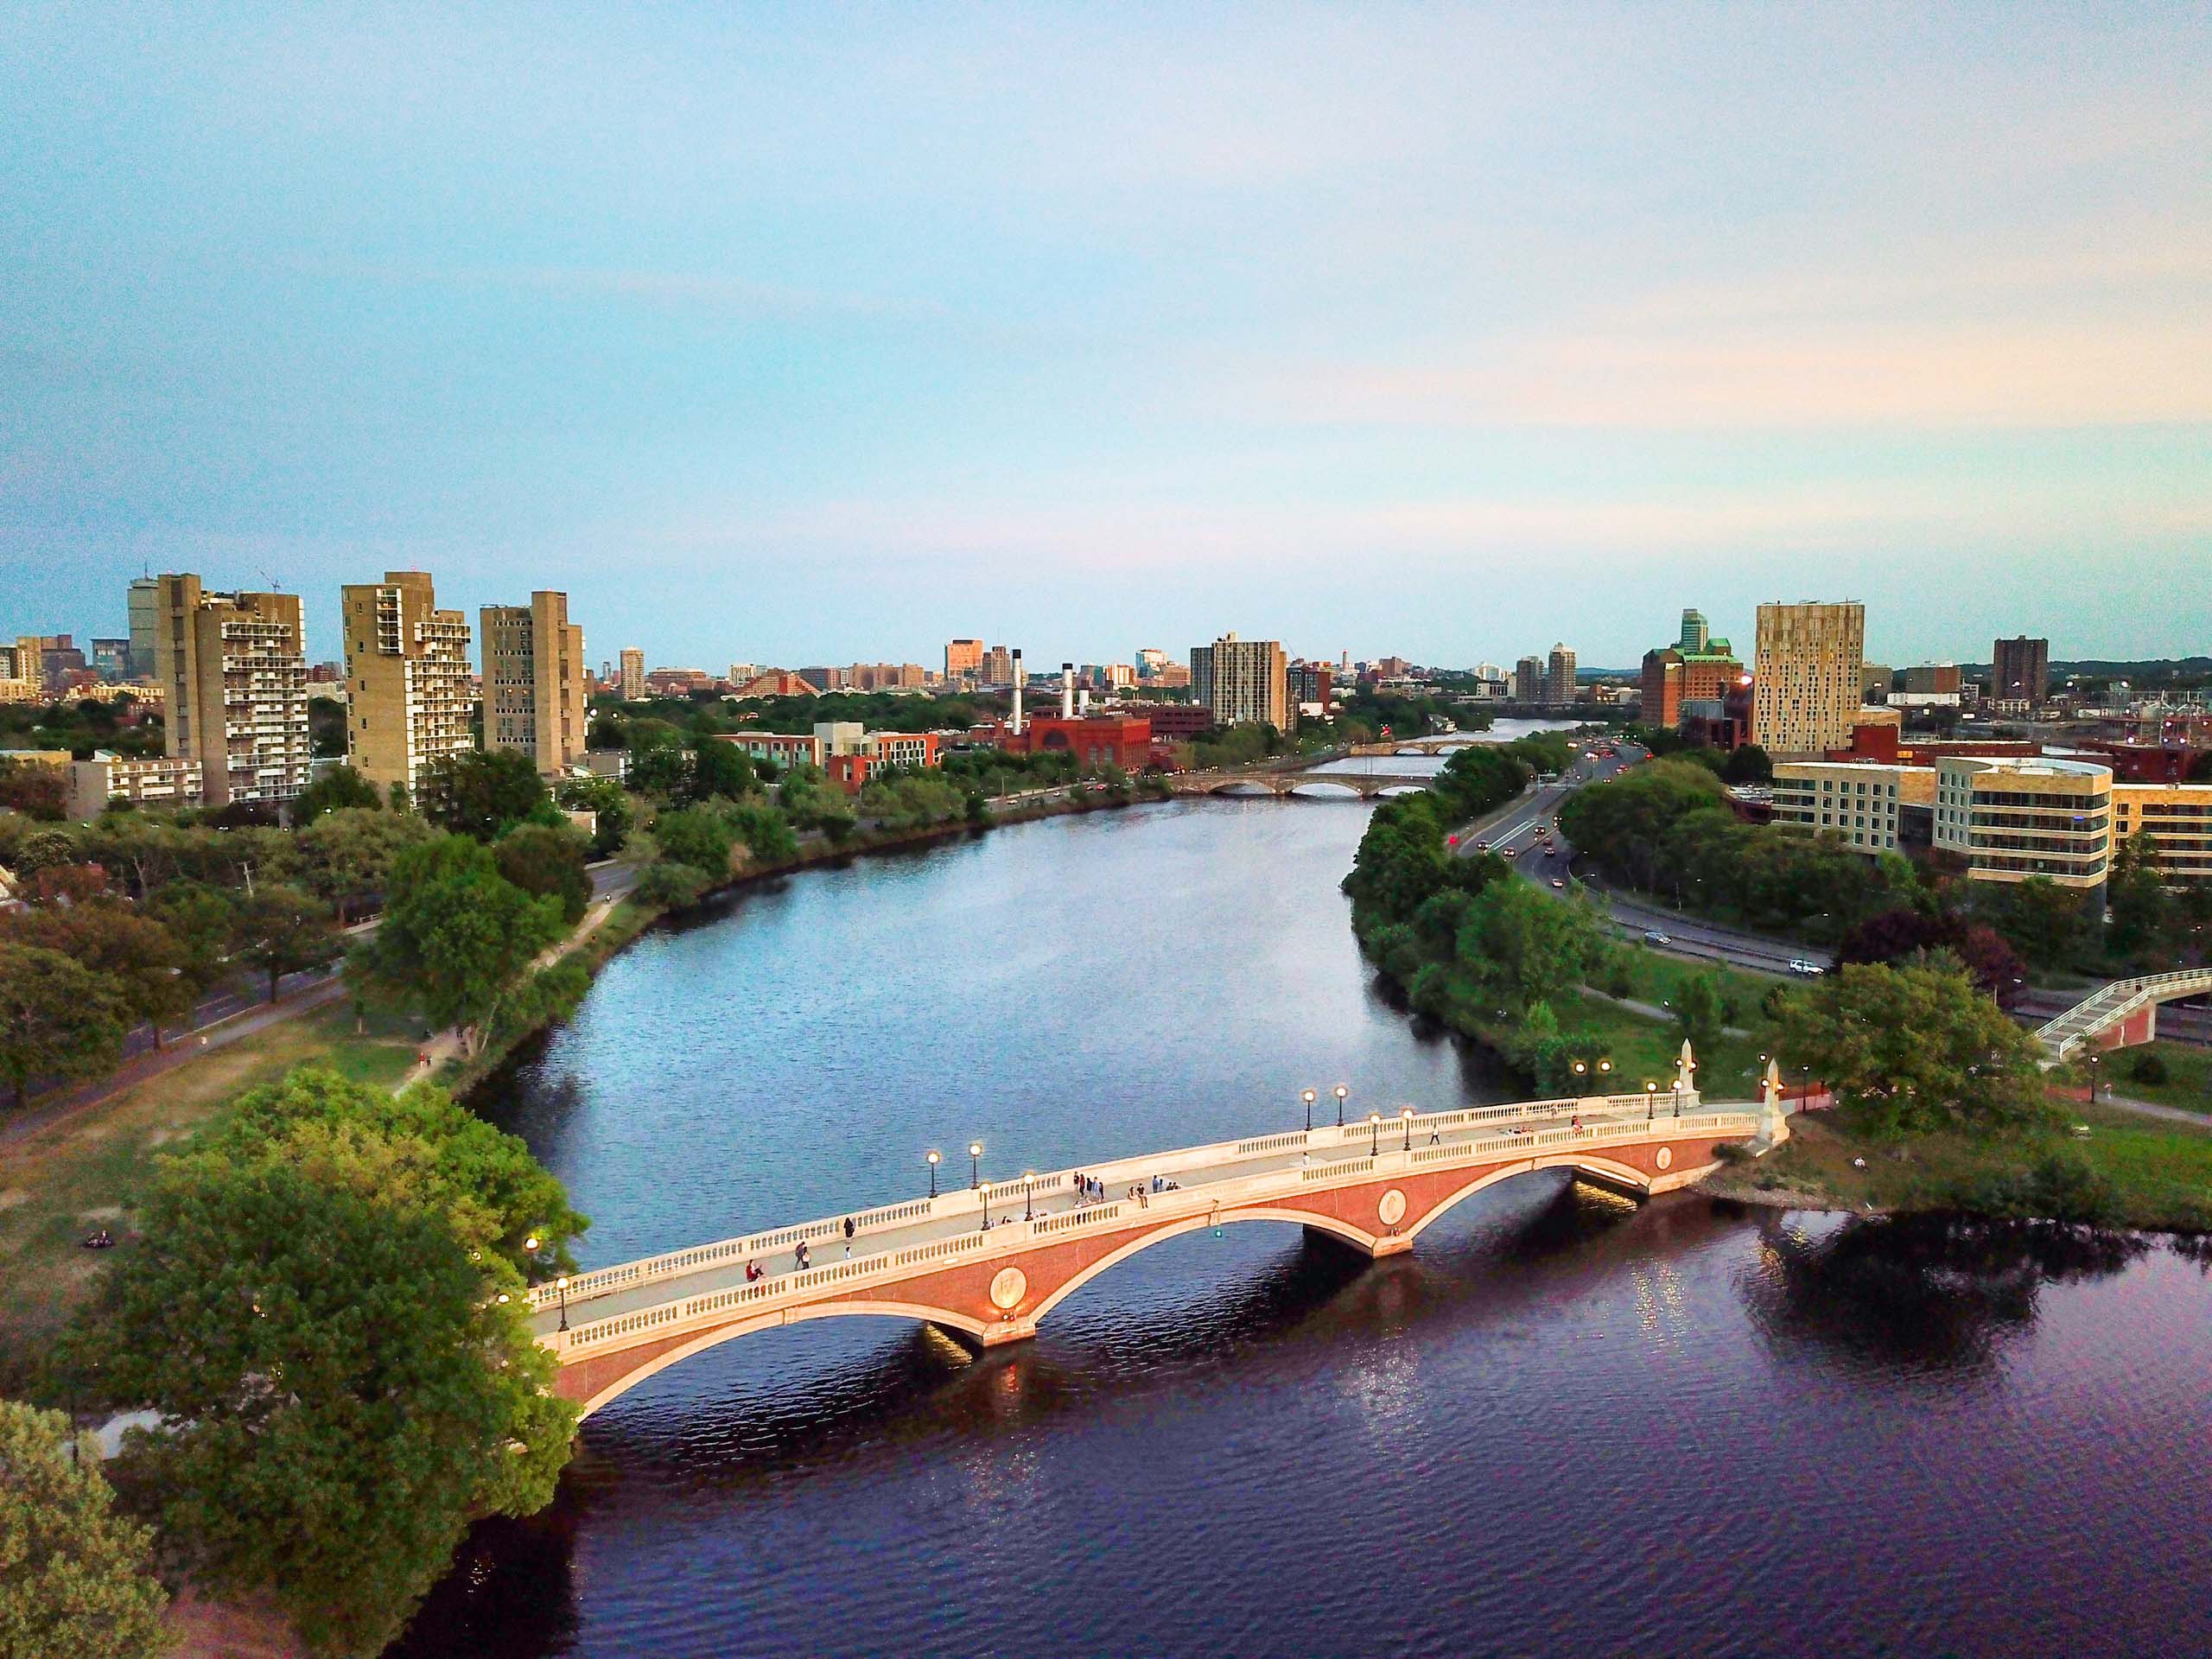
[1643,929,1671,945]
[1549,878,1565,890]
[1788,959,1826,976]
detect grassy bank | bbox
[2091,1040,2212,1114]
[1700,1100,2212,1232]
[0,999,420,1387]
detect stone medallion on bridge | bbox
[989,1267,1029,1311]
[1655,1147,1673,1171]
[1377,1189,1408,1227]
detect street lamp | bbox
[1303,1089,1317,1133]
[969,1141,984,1189]
[926,1149,940,1198]
[1334,1084,1348,1127]
[1369,1111,1382,1157]
[1645,1080,1657,1119]
[1024,1172,1036,1221]
[556,1275,569,1332]
[1401,1106,1415,1152]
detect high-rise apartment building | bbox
[126,576,160,676]
[981,645,1014,685]
[1190,633,1290,730]
[619,647,645,702]
[1751,601,1866,757]
[1513,655,1546,702]
[1641,632,1742,729]
[152,573,312,807]
[945,639,984,683]
[1677,608,1709,653]
[1993,637,2050,706]
[340,571,474,798]
[1545,644,1577,708]
[480,591,587,776]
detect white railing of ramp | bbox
[544,1109,1761,1357]
[2036,967,2212,1061]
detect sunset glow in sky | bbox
[4,3,2207,667]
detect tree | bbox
[2107,833,2175,962]
[1980,876,2087,970]
[0,1400,169,1659]
[554,774,631,858]
[1453,878,1606,1014]
[147,880,240,1003]
[1838,908,2026,1002]
[652,806,734,878]
[1764,960,2049,1136]
[358,836,564,1056]
[0,759,66,821]
[423,750,549,842]
[0,944,127,1110]
[728,803,798,864]
[75,1157,572,1658]
[3,906,192,1047]
[1674,970,1728,1056]
[386,780,410,813]
[230,885,341,1002]
[289,764,381,825]
[296,806,435,923]
[493,823,593,925]
[688,737,760,803]
[1720,744,1773,785]
[632,859,709,909]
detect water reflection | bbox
[1744,1211,2150,1374]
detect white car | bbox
[1789,959,1825,976]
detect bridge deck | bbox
[2035,967,2212,1060]
[529,1090,1735,1344]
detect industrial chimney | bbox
[1011,650,1025,734]
[1061,662,1076,721]
[1077,687,1091,715]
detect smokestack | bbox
[1011,650,1024,734]
[1078,687,1091,715]
[1061,662,1075,721]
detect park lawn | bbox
[2094,1041,2212,1115]
[1611,950,1782,1017]
[1703,1100,2212,1231]
[1564,991,1770,1100]
[0,997,418,1388]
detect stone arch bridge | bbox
[1168,767,1436,799]
[534,1054,1793,1419]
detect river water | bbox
[400,758,2212,1658]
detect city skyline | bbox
[3,6,2207,666]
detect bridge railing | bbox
[536,1089,1708,1311]
[543,1109,1763,1355]
[2036,966,2212,1060]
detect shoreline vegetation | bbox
[1344,747,2212,1236]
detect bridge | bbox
[1169,766,1436,799]
[1347,737,1478,758]
[531,1048,1793,1418]
[2036,966,2212,1063]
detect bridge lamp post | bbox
[1303,1089,1316,1132]
[926,1149,940,1198]
[1334,1084,1348,1127]
[1645,1081,1657,1120]
[1024,1172,1036,1221]
[969,1141,984,1189]
[1369,1112,1382,1157]
[1401,1106,1415,1152]
[556,1275,569,1332]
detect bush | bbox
[1955,1152,2118,1225]
[633,859,710,910]
[652,805,735,877]
[2129,1052,2170,1086]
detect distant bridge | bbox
[1347,738,1476,757]
[2036,967,2212,1063]
[532,1051,1794,1418]
[1169,767,1436,799]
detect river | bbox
[397,752,2212,1658]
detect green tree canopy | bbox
[1452,876,1609,1015]
[1764,960,2049,1136]
[296,805,435,923]
[554,773,631,858]
[289,764,382,826]
[3,906,191,1047]
[652,806,735,878]
[229,884,341,1002]
[0,1400,169,1659]
[357,836,564,1055]
[493,823,593,925]
[422,750,549,842]
[0,944,127,1111]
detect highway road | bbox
[1447,739,1833,980]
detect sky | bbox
[3,2,2208,672]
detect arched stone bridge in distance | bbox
[1346,738,1483,758]
[533,1050,1796,1419]
[1166,767,1437,799]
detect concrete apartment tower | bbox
[1751,601,1866,757]
[945,638,983,683]
[1993,636,2050,705]
[1190,632,1290,730]
[152,573,313,808]
[340,571,474,798]
[481,591,588,776]
[1513,654,1545,702]
[1546,643,1578,708]
[126,575,161,677]
[619,647,645,702]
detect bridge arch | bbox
[570,1298,994,1419]
[1401,1154,1652,1243]
[1027,1205,1385,1325]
